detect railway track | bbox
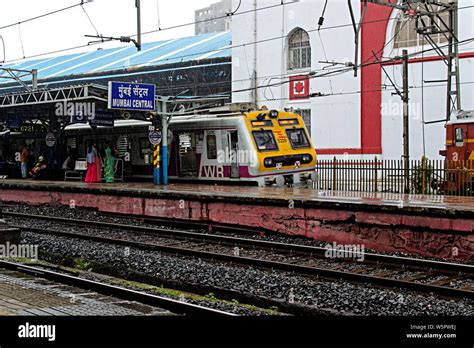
[4,211,474,300]
[0,259,237,317]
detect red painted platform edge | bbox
[0,181,472,218]
[0,188,472,260]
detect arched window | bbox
[288,28,311,70]
[393,0,456,48]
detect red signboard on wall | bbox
[289,75,310,100]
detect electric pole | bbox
[161,98,169,185]
[136,0,142,51]
[402,49,410,194]
[446,2,460,121]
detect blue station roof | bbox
[0,31,231,84]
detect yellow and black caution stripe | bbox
[153,145,160,168]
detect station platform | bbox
[0,267,169,316]
[0,179,473,260]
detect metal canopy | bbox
[0,84,107,108]
[0,84,109,133]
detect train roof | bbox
[63,110,302,131]
[447,110,474,125]
[64,119,151,131]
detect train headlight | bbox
[269,110,279,118]
[302,155,312,163]
[264,158,274,167]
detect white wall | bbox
[382,1,474,160]
[232,0,362,154]
[232,0,474,160]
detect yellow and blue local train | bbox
[2,109,317,186]
[167,109,317,186]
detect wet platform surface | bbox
[1,179,474,214]
[0,267,170,316]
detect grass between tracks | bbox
[6,256,282,315]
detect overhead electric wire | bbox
[1,0,472,101]
[252,80,474,105]
[17,24,25,59]
[15,3,467,73]
[156,0,162,30]
[0,35,5,62]
[124,37,474,97]
[81,2,100,37]
[0,1,91,31]
[202,36,474,100]
[227,0,242,16]
[4,33,473,102]
[136,1,288,38]
[3,3,473,65]
[421,47,426,156]
[317,0,329,30]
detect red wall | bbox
[360,2,394,155]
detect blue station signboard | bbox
[108,81,155,112]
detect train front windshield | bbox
[253,130,278,151]
[286,128,310,149]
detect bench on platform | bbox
[64,159,87,181]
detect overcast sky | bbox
[0,0,218,63]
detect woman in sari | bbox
[85,144,100,183]
[103,143,115,183]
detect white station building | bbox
[231,0,474,160]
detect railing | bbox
[315,157,474,196]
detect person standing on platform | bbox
[96,145,103,182]
[103,143,115,183]
[20,143,29,179]
[85,144,100,183]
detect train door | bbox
[198,130,229,179]
[178,132,197,177]
[224,130,240,179]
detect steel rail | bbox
[6,212,473,300]
[5,211,473,276]
[0,259,237,317]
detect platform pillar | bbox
[153,144,160,185]
[162,101,169,185]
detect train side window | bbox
[286,128,310,149]
[455,128,464,146]
[207,134,217,159]
[252,130,278,152]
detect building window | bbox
[295,109,311,138]
[288,28,311,70]
[393,0,456,48]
